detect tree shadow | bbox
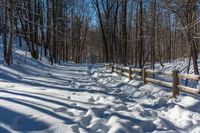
[6,88,104,107]
[0,106,49,132]
[0,61,88,86]
[0,68,75,91]
[0,126,11,133]
[0,97,88,131]
[0,90,87,112]
[0,69,137,104]
[0,67,72,84]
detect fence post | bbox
[121,65,123,76]
[142,67,147,84]
[111,64,114,72]
[129,67,132,80]
[106,64,109,69]
[105,64,108,69]
[116,65,118,74]
[172,69,179,98]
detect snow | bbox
[0,36,200,132]
[154,59,200,88]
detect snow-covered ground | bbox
[0,37,200,133]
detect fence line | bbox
[104,63,200,98]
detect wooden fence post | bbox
[112,64,115,72]
[172,69,179,98]
[105,64,108,69]
[129,67,132,80]
[121,66,123,76]
[115,65,118,74]
[142,67,147,84]
[106,64,109,69]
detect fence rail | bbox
[104,63,200,97]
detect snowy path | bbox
[0,60,200,133]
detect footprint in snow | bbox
[65,112,75,117]
[70,124,80,133]
[71,103,77,106]
[112,88,122,93]
[46,73,53,78]
[9,85,15,88]
[12,116,49,131]
[53,107,75,117]
[88,96,95,103]
[114,105,128,111]
[53,107,67,112]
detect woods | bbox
[0,0,200,71]
[1,1,200,132]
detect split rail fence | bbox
[104,63,200,97]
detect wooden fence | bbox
[104,63,200,98]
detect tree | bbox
[121,0,127,64]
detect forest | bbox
[0,0,200,72]
[1,1,200,133]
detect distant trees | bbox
[91,0,200,69]
[0,0,200,72]
[164,0,199,76]
[0,0,91,65]
[138,0,144,68]
[2,0,14,65]
[91,0,116,62]
[185,0,199,75]
[121,0,127,64]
